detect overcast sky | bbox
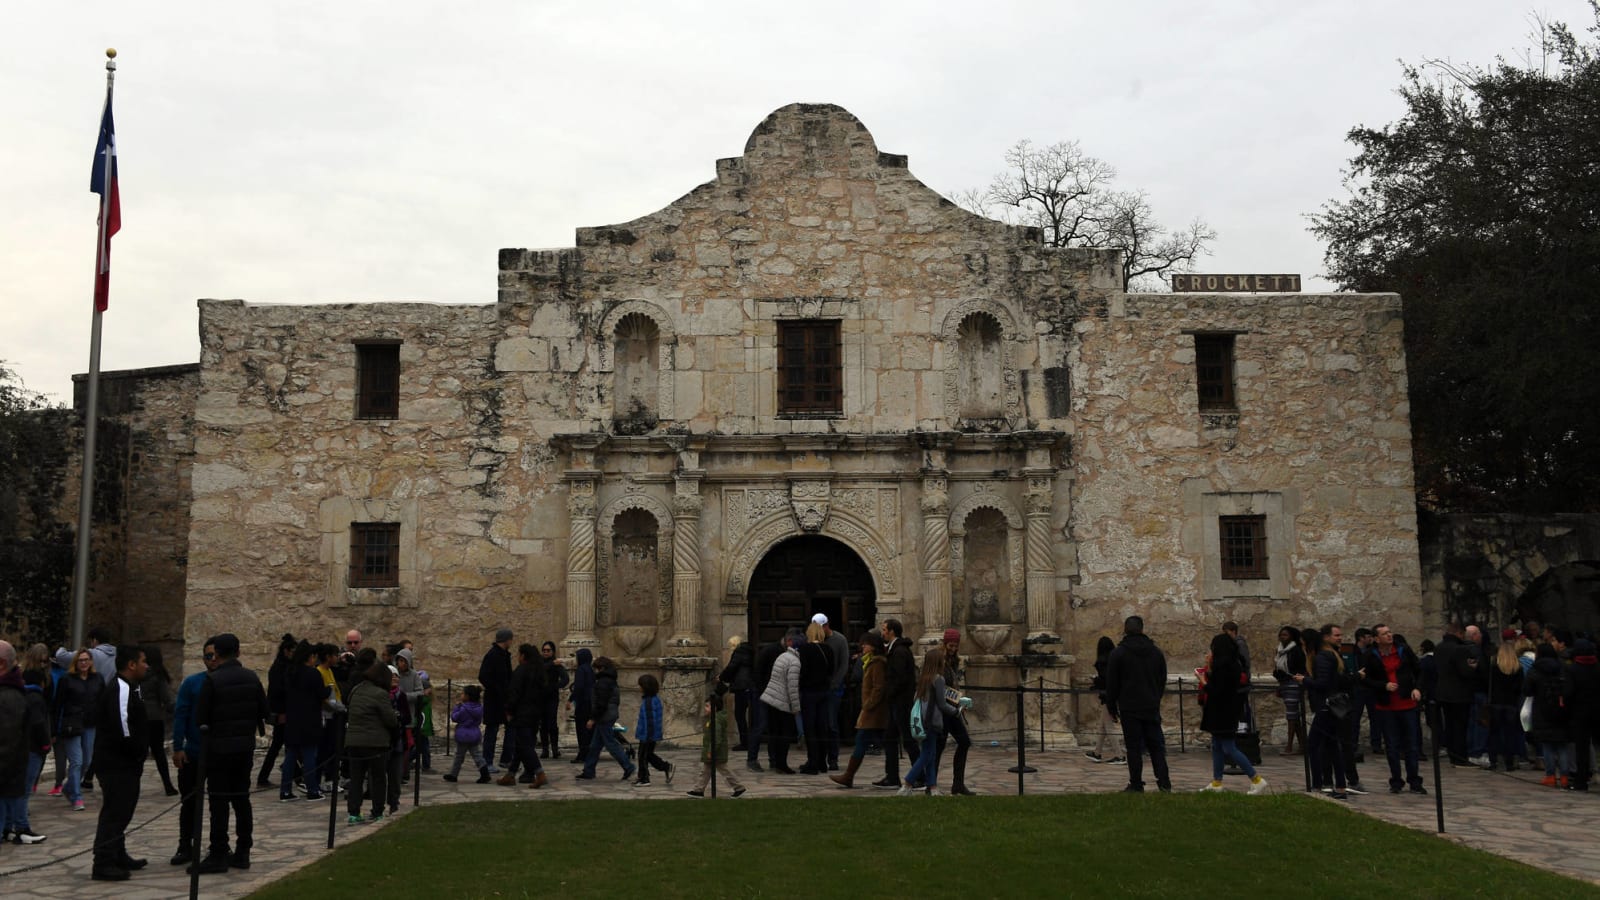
[3,0,1588,403]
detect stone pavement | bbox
[2,744,1595,897]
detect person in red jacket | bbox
[1361,624,1426,794]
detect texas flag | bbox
[90,97,120,312]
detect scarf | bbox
[1274,640,1293,676]
[860,649,874,672]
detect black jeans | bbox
[745,690,766,763]
[636,740,671,780]
[205,753,253,856]
[936,712,972,789]
[1309,709,1347,790]
[346,747,386,818]
[256,720,286,783]
[540,698,562,754]
[175,756,200,852]
[1440,701,1472,764]
[882,700,921,782]
[482,705,505,767]
[1120,715,1170,790]
[764,702,795,768]
[93,763,141,866]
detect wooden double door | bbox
[746,536,877,648]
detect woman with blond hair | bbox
[717,634,754,751]
[796,622,834,774]
[1485,631,1526,771]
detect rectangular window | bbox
[356,343,400,419]
[777,320,842,414]
[1219,515,1267,580]
[349,522,401,588]
[1194,333,1236,411]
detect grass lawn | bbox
[250,794,1599,899]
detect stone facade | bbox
[42,104,1425,739]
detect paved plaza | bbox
[2,744,1596,897]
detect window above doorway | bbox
[777,320,842,416]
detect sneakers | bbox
[871,777,898,790]
[1200,781,1225,793]
[1408,785,1429,795]
[72,800,87,811]
[1084,750,1104,762]
[442,774,458,783]
[925,787,945,797]
[1248,776,1268,796]
[732,787,746,798]
[896,784,917,796]
[1107,756,1127,766]
[664,762,675,785]
[1345,783,1368,795]
[278,794,299,802]
[746,761,764,773]
[1468,755,1491,768]
[346,814,366,825]
[304,792,324,801]
[47,785,62,797]
[1541,774,1559,787]
[1329,791,1349,801]
[686,789,705,797]
[11,829,47,845]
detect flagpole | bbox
[69,48,117,653]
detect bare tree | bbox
[959,139,1216,290]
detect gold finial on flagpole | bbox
[106,48,117,58]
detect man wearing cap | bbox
[479,628,514,773]
[194,634,268,875]
[816,613,850,771]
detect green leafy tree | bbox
[1309,9,1600,512]
[957,139,1215,291]
[0,362,73,645]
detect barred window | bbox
[349,522,400,588]
[777,320,841,414]
[1194,333,1236,411]
[1219,515,1267,580]
[356,342,400,419]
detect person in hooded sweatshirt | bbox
[569,648,596,765]
[576,656,636,782]
[1104,615,1170,793]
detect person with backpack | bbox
[1526,643,1576,788]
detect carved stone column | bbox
[920,472,951,643]
[1023,469,1059,642]
[669,472,708,652]
[562,475,600,652]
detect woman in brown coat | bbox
[830,632,887,788]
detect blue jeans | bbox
[63,728,96,802]
[903,732,942,788]
[1375,706,1423,788]
[1543,742,1575,777]
[15,751,44,829]
[281,743,320,796]
[582,720,634,777]
[1211,735,1257,781]
[1467,692,1489,757]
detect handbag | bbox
[909,698,926,741]
[1326,691,1353,720]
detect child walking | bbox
[633,675,674,785]
[687,693,745,798]
[443,685,491,784]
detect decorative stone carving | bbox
[948,486,1027,626]
[1024,471,1058,639]
[669,474,708,651]
[563,476,600,650]
[790,480,831,533]
[722,485,900,602]
[940,299,1022,427]
[921,473,952,640]
[595,491,675,627]
[596,300,677,424]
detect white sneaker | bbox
[1199,781,1225,793]
[1108,756,1127,765]
[12,830,47,845]
[1248,776,1269,796]
[895,785,916,797]
[926,787,945,797]
[1469,755,1491,768]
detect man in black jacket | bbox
[194,634,268,875]
[747,638,783,773]
[872,619,921,788]
[1433,623,1477,766]
[1361,624,1426,794]
[497,644,548,788]
[91,644,149,881]
[1105,616,1170,793]
[478,628,514,774]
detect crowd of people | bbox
[1084,615,1600,800]
[3,612,1596,884]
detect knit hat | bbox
[1501,627,1518,641]
[943,628,961,644]
[495,628,513,643]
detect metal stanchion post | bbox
[445,680,453,758]
[1428,701,1445,833]
[709,707,718,798]
[1301,683,1312,792]
[328,713,345,849]
[413,725,422,807]
[1037,676,1045,752]
[1008,684,1035,789]
[1177,678,1186,753]
[190,725,207,900]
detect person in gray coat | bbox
[759,629,804,774]
[343,659,398,824]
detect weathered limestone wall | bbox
[1068,293,1423,667]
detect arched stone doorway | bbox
[746,536,877,646]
